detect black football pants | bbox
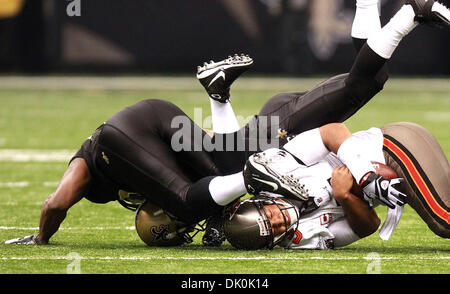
[215,45,389,174]
[93,99,223,223]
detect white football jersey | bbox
[280,127,385,249]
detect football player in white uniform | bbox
[226,120,448,250]
[204,0,450,248]
[226,125,393,250]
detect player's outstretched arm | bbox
[36,158,91,244]
[5,158,91,245]
[331,166,380,238]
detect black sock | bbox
[348,42,388,79]
[211,130,247,174]
[352,37,367,53]
[344,42,390,111]
[184,176,223,222]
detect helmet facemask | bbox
[225,194,301,250]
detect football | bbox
[350,161,398,197]
[370,161,399,179]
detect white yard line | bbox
[43,181,60,187]
[0,182,29,188]
[0,256,448,261]
[425,111,450,122]
[0,149,75,162]
[0,181,60,188]
[0,76,449,91]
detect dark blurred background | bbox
[0,0,449,75]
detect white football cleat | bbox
[406,0,450,27]
[243,148,310,201]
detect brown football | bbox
[350,161,398,197]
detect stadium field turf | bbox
[0,76,448,274]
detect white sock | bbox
[367,4,418,59]
[328,218,361,247]
[209,98,241,134]
[337,136,375,184]
[208,172,247,206]
[351,0,381,40]
[283,128,329,166]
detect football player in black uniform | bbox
[5,0,449,246]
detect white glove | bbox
[4,235,38,245]
[361,172,407,209]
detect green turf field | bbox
[0,76,449,274]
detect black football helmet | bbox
[224,193,303,250]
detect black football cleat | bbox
[243,149,310,201]
[196,54,253,103]
[406,0,450,27]
[202,214,226,247]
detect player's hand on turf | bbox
[4,234,41,245]
[361,172,407,209]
